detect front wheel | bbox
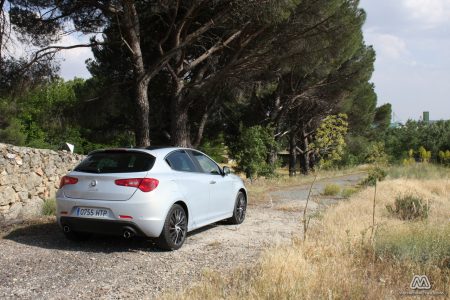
[158,204,188,251]
[227,191,247,225]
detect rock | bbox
[4,202,22,221]
[35,168,44,176]
[0,186,16,206]
[20,198,44,219]
[26,172,42,190]
[15,157,23,165]
[6,153,16,159]
[18,192,29,201]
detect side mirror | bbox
[222,166,231,176]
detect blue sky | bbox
[58,0,450,121]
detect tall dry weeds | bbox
[166,178,450,300]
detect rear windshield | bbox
[74,151,155,173]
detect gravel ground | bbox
[0,173,364,299]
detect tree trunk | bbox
[134,79,151,147]
[192,109,209,148]
[123,1,151,147]
[299,130,310,175]
[309,152,316,171]
[268,147,278,167]
[288,132,297,177]
[170,82,191,147]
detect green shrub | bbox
[230,125,277,179]
[42,199,56,216]
[323,184,340,196]
[200,134,228,164]
[359,166,387,187]
[375,224,450,267]
[386,194,429,221]
[341,187,357,198]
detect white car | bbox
[56,147,247,250]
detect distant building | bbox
[421,111,440,124]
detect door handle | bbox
[210,181,216,184]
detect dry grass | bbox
[275,203,304,212]
[165,177,450,300]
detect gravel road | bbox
[0,173,364,299]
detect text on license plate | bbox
[76,207,109,218]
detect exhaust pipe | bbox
[63,225,71,233]
[123,227,136,239]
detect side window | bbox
[192,152,221,175]
[166,151,197,172]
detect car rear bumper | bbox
[56,191,168,237]
[60,217,147,237]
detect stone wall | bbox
[0,143,84,223]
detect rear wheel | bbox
[158,204,188,250]
[227,191,247,225]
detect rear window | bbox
[74,151,155,173]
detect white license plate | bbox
[76,207,109,218]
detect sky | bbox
[57,0,450,122]
[359,0,450,122]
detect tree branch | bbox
[185,27,246,73]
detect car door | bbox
[165,150,210,228]
[189,151,234,220]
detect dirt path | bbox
[0,173,365,299]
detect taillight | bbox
[114,178,159,192]
[59,176,78,188]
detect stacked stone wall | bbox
[0,143,84,223]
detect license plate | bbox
[76,207,109,218]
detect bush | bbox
[359,166,387,186]
[199,134,228,164]
[386,194,429,221]
[375,224,450,267]
[323,184,340,196]
[42,199,56,216]
[230,125,277,179]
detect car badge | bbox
[90,180,97,187]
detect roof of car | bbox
[88,146,199,157]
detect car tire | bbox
[227,191,247,225]
[158,204,188,251]
[63,230,92,241]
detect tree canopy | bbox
[0,0,414,176]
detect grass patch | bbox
[42,199,56,216]
[375,224,450,267]
[341,187,357,198]
[388,163,450,180]
[322,184,340,196]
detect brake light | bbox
[59,176,78,188]
[114,178,159,192]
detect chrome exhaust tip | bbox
[123,227,136,239]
